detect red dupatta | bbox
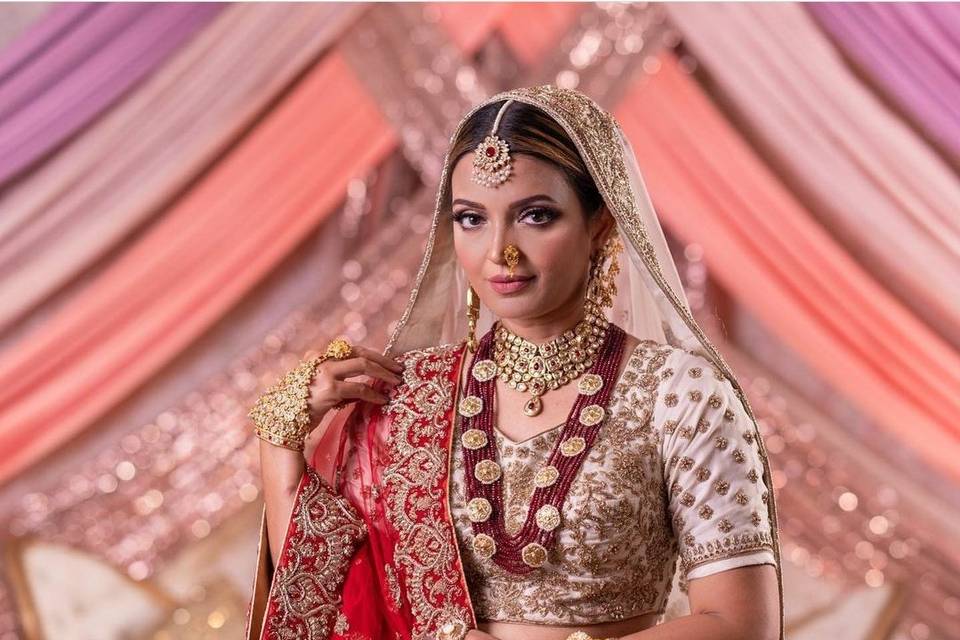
[246,340,476,640]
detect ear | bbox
[589,204,615,257]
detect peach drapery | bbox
[614,53,960,481]
[0,3,362,335]
[432,2,583,65]
[0,51,396,485]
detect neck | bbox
[497,301,588,345]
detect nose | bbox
[485,223,512,267]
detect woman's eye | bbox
[521,207,556,225]
[452,211,483,228]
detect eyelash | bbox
[452,207,557,229]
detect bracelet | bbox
[564,632,619,640]
[248,338,354,451]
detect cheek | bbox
[526,228,587,278]
[452,228,484,273]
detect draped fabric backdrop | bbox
[0,3,957,639]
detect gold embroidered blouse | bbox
[449,339,777,624]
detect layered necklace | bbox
[493,297,608,417]
[459,314,626,574]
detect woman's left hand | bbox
[465,631,498,640]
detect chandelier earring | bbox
[465,284,481,353]
[586,234,623,311]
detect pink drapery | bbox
[0,3,362,335]
[432,2,583,65]
[664,2,960,350]
[614,53,960,481]
[0,51,396,486]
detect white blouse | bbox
[449,338,776,625]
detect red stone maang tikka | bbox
[471,99,515,188]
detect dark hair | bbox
[448,100,604,219]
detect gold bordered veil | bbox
[381,85,784,638]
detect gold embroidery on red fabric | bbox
[381,342,475,638]
[384,563,403,611]
[263,466,367,639]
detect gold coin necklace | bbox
[459,320,626,573]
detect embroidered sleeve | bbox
[655,348,776,583]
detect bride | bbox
[245,85,783,640]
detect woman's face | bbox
[449,152,612,328]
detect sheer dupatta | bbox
[246,343,476,640]
[379,85,784,637]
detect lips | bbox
[487,275,534,294]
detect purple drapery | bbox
[808,2,960,160]
[0,2,223,188]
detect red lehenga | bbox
[246,341,478,640]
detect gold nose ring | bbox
[504,244,520,278]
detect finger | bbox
[334,380,390,404]
[325,356,402,386]
[352,344,405,373]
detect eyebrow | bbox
[451,194,558,210]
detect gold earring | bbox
[504,244,520,278]
[586,235,622,310]
[466,285,480,352]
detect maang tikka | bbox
[471,99,515,188]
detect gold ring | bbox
[325,337,354,360]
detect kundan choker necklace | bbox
[493,298,608,417]
[459,319,627,573]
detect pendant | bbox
[523,394,542,416]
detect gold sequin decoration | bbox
[521,542,548,567]
[459,394,482,417]
[534,465,560,488]
[577,373,603,395]
[559,436,586,457]
[461,428,488,450]
[473,533,497,558]
[578,404,605,426]
[467,497,492,522]
[474,459,502,484]
[472,359,497,382]
[535,504,561,531]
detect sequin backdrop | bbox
[0,3,958,639]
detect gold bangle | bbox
[564,633,619,640]
[248,338,355,451]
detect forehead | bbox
[450,153,574,207]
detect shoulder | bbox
[393,340,465,373]
[645,342,739,410]
[621,337,723,382]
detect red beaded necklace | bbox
[459,320,627,573]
